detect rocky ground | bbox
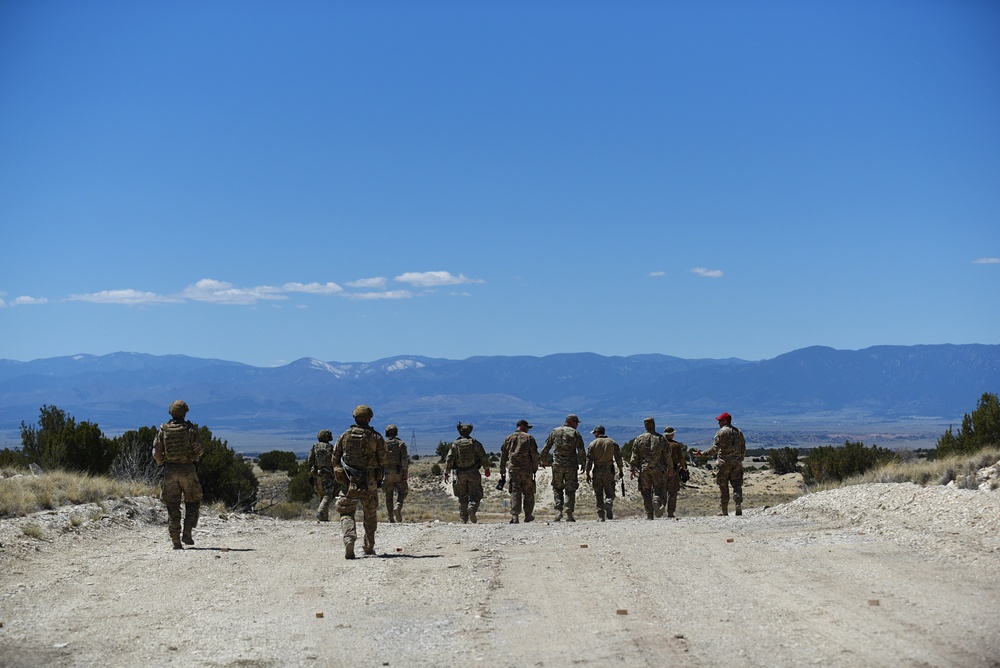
[1,465,999,668]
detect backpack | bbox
[313,441,333,468]
[453,437,477,469]
[341,425,377,470]
[161,421,194,464]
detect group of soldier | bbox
[151,400,747,560]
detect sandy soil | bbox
[1,472,999,668]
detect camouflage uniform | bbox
[540,415,586,521]
[499,420,539,523]
[382,426,409,523]
[445,424,491,523]
[706,413,746,515]
[332,406,387,559]
[663,427,689,518]
[585,426,623,521]
[152,400,204,549]
[629,418,673,519]
[307,430,339,522]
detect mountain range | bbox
[1,344,997,454]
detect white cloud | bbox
[394,271,484,287]
[346,277,387,289]
[69,289,181,305]
[691,267,724,278]
[972,257,1000,264]
[344,290,414,300]
[282,281,344,294]
[12,296,48,305]
[180,279,287,304]
[648,271,666,277]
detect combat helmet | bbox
[456,422,473,436]
[169,400,189,418]
[317,429,333,443]
[385,424,398,437]
[353,404,374,420]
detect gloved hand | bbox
[484,469,491,477]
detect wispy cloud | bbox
[12,296,48,305]
[394,271,485,288]
[69,289,181,305]
[691,267,724,278]
[648,271,666,278]
[282,282,344,294]
[972,257,1000,264]
[180,279,287,304]
[344,290,414,300]
[346,277,388,289]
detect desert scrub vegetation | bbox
[0,467,156,518]
[805,447,1000,493]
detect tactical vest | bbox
[453,437,477,469]
[161,421,194,464]
[508,433,533,464]
[552,427,578,456]
[341,425,377,470]
[313,441,333,468]
[385,438,404,467]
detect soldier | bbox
[382,424,409,523]
[444,422,491,523]
[663,426,690,518]
[499,419,540,524]
[585,425,624,521]
[306,429,338,522]
[628,417,672,520]
[151,400,204,550]
[332,405,387,559]
[540,414,586,522]
[704,412,747,516]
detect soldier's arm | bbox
[188,423,204,460]
[152,429,164,466]
[614,442,624,474]
[498,437,510,471]
[400,442,409,475]
[576,433,586,469]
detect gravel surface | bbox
[1,471,999,668]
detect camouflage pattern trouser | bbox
[508,468,536,519]
[550,464,580,513]
[637,468,666,517]
[314,469,339,520]
[161,463,203,534]
[452,469,484,521]
[335,487,379,552]
[590,464,617,517]
[715,461,744,508]
[665,469,681,516]
[382,471,409,514]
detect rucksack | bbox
[313,441,333,468]
[453,437,477,469]
[161,421,194,464]
[341,425,376,470]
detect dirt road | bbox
[1,482,999,667]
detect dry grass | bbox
[0,467,157,518]
[805,447,1000,493]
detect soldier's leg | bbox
[335,494,360,559]
[361,491,378,554]
[468,476,483,524]
[161,468,184,549]
[666,471,680,518]
[552,468,566,520]
[652,472,666,518]
[182,501,200,545]
[384,480,395,522]
[593,478,606,520]
[179,467,203,545]
[602,474,616,520]
[716,465,730,515]
[732,465,745,516]
[509,474,523,521]
[565,473,578,521]
[395,479,408,522]
[638,471,654,519]
[523,477,536,522]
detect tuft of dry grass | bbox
[0,468,157,518]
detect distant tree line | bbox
[936,392,1000,458]
[0,405,258,510]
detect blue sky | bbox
[2,1,998,368]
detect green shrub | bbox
[286,468,315,503]
[196,426,258,510]
[430,463,442,476]
[937,392,1000,458]
[768,447,800,475]
[258,450,298,473]
[802,440,897,486]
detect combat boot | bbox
[394,506,403,523]
[566,511,576,522]
[170,531,183,550]
[181,530,195,546]
[605,501,614,520]
[524,514,535,523]
[597,510,605,522]
[654,503,665,518]
[554,511,563,522]
[469,510,478,523]
[317,497,330,522]
[345,540,356,560]
[718,503,729,516]
[646,511,654,520]
[735,503,742,516]
[510,515,519,524]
